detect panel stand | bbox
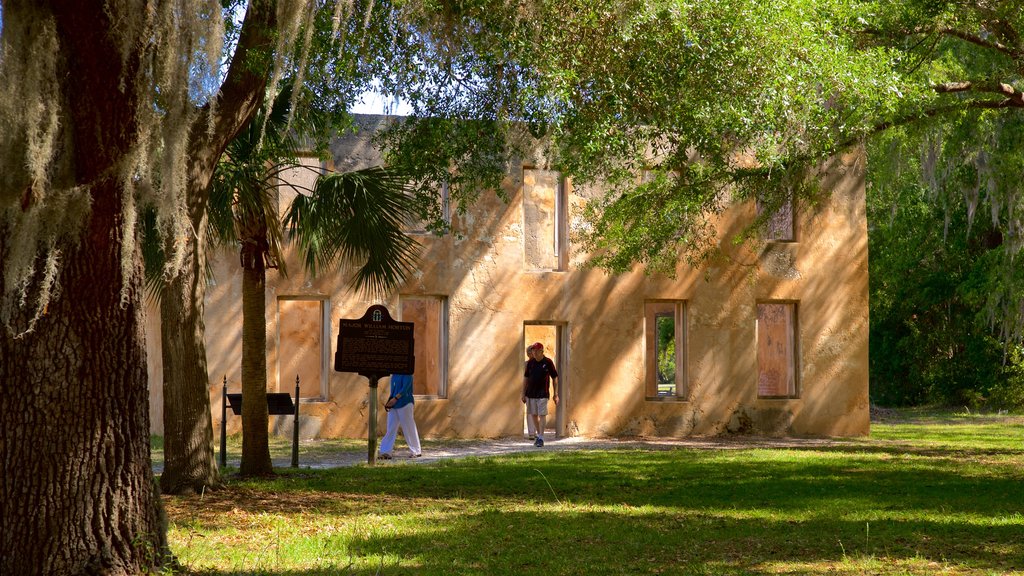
[292,375,300,468]
[219,375,227,469]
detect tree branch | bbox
[732,97,1022,181]
[188,1,279,206]
[863,99,1019,139]
[861,25,1021,59]
[939,27,1019,58]
[934,80,1024,106]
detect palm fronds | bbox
[284,166,420,297]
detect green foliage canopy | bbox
[378,0,908,268]
[379,0,1024,349]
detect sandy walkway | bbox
[264,434,845,469]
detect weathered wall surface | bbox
[147,116,869,440]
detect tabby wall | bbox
[147,115,869,439]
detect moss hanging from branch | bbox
[0,0,333,334]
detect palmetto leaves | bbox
[284,166,420,297]
[206,79,419,297]
[208,82,300,275]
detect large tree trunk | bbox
[240,253,274,475]
[0,182,166,574]
[159,236,221,494]
[0,2,167,573]
[158,0,279,489]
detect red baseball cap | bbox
[528,342,544,351]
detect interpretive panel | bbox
[334,305,415,378]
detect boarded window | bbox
[757,303,798,398]
[757,196,795,241]
[645,301,686,399]
[523,168,566,270]
[278,298,326,399]
[400,296,448,397]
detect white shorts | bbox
[526,397,549,416]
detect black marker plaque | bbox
[334,304,415,380]
[333,304,415,466]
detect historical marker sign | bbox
[334,304,415,466]
[334,304,415,379]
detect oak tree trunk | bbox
[0,2,169,573]
[0,180,166,574]
[158,238,221,494]
[158,0,279,487]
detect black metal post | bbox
[219,375,227,469]
[368,376,379,466]
[292,375,300,468]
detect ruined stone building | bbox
[147,115,869,440]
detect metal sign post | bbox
[333,305,415,465]
[292,375,300,468]
[219,376,227,469]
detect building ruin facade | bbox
[147,115,870,440]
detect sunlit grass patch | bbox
[164,416,1024,575]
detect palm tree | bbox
[208,85,420,476]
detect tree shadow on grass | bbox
[168,447,1024,518]
[177,508,1023,575]
[167,448,1024,575]
[344,509,1024,575]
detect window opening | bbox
[645,301,686,400]
[757,196,795,242]
[277,297,329,400]
[654,312,676,396]
[523,168,566,270]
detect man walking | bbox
[379,373,422,459]
[522,342,558,447]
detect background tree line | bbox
[867,123,1024,410]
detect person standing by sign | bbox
[522,342,558,447]
[379,373,422,459]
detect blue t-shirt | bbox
[388,374,414,409]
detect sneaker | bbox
[529,435,536,441]
[409,453,422,459]
[378,453,393,460]
[534,437,544,447]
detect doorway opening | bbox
[523,322,566,438]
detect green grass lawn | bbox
[162,413,1024,575]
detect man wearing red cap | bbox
[522,342,559,447]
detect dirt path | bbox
[270,435,846,469]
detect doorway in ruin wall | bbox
[523,322,566,438]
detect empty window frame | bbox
[400,295,449,398]
[757,302,799,398]
[277,297,330,400]
[645,301,686,399]
[523,168,567,271]
[756,195,795,242]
